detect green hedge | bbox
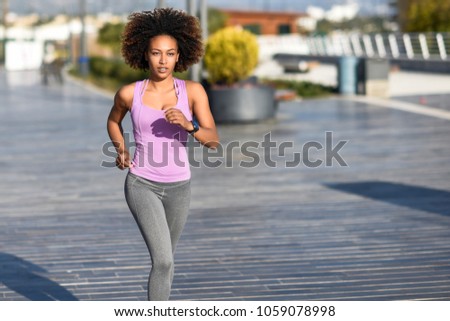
[262,78,336,98]
[89,56,148,84]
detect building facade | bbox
[221,10,305,35]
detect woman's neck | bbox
[147,75,175,93]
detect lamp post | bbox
[1,0,7,33]
[79,0,89,77]
[187,0,198,81]
[1,0,8,64]
[199,0,208,81]
[200,0,208,40]
[157,0,166,8]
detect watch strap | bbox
[188,119,199,134]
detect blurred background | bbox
[1,0,448,97]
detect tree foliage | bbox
[207,8,228,35]
[315,16,394,35]
[98,22,125,57]
[404,0,450,32]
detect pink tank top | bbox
[129,78,192,182]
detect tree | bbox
[97,22,125,57]
[207,8,228,35]
[396,0,450,32]
[314,16,394,35]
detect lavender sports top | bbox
[129,78,192,182]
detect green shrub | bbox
[262,78,336,98]
[204,27,259,85]
[98,22,125,57]
[89,56,115,77]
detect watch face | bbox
[193,119,199,132]
[189,119,199,134]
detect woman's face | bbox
[146,35,179,79]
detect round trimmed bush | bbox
[204,27,259,86]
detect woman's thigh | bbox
[124,174,173,263]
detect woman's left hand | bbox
[163,107,192,131]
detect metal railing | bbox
[258,32,450,61]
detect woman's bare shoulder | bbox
[114,82,137,108]
[184,80,207,96]
[116,82,136,99]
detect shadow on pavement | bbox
[325,181,450,216]
[0,253,78,301]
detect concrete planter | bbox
[207,84,276,123]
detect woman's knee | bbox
[153,258,174,273]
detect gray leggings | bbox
[124,172,191,300]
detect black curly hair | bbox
[121,8,204,72]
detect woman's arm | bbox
[186,81,219,149]
[162,81,219,149]
[107,84,134,169]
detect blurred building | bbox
[221,9,306,35]
[0,12,125,70]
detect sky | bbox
[9,0,392,17]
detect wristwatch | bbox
[188,119,199,134]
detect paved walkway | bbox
[1,69,450,301]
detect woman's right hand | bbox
[116,151,133,170]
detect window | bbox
[278,24,291,34]
[243,24,261,35]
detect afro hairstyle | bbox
[121,8,204,72]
